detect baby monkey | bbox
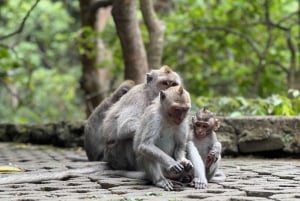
[187,108,225,189]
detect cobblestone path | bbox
[0,143,299,201]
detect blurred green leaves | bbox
[0,0,299,124]
[0,0,83,123]
[196,93,300,116]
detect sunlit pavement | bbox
[0,143,299,201]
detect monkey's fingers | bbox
[205,154,215,168]
[169,163,184,174]
[156,179,174,191]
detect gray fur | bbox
[133,86,192,191]
[84,80,135,161]
[187,113,226,189]
[102,66,182,170]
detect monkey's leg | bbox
[210,169,226,183]
[84,125,104,161]
[186,141,207,189]
[143,159,174,191]
[103,140,136,170]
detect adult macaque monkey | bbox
[84,80,135,161]
[187,108,225,189]
[102,66,182,170]
[134,85,193,191]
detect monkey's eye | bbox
[161,81,168,86]
[171,82,178,87]
[195,122,208,128]
[201,124,209,129]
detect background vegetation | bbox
[0,0,299,123]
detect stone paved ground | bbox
[0,143,299,201]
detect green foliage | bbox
[0,0,83,123]
[0,0,299,124]
[161,0,298,98]
[196,92,300,116]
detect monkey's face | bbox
[160,86,191,125]
[158,80,179,90]
[146,66,181,93]
[192,117,215,139]
[168,105,190,125]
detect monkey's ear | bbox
[160,90,166,101]
[178,86,184,95]
[214,118,220,131]
[161,65,172,74]
[146,73,153,84]
[120,88,129,95]
[191,116,196,125]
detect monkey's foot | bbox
[155,178,174,191]
[193,177,208,189]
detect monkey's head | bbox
[160,85,191,125]
[192,108,220,139]
[146,65,182,94]
[111,80,135,102]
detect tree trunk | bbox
[112,0,148,84]
[78,0,112,117]
[140,0,165,69]
[95,6,113,102]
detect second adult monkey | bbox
[84,80,135,161]
[134,85,193,191]
[187,108,226,189]
[102,66,182,170]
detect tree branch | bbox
[0,0,40,40]
[262,0,289,31]
[195,25,262,59]
[112,0,148,83]
[89,0,112,14]
[268,60,288,73]
[140,0,165,69]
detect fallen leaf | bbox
[0,166,22,172]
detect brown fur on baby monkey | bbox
[187,108,225,189]
[192,108,221,174]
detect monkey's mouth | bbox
[196,133,207,138]
[173,118,183,125]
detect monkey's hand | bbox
[155,178,174,191]
[206,150,219,170]
[180,158,193,171]
[193,177,208,189]
[168,161,184,174]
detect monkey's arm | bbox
[117,117,139,140]
[206,139,222,181]
[138,143,184,173]
[173,125,188,161]
[173,129,193,169]
[212,141,222,155]
[115,106,141,140]
[206,140,222,168]
[187,141,207,189]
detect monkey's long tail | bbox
[102,170,147,180]
[210,169,226,183]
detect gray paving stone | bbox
[0,143,300,201]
